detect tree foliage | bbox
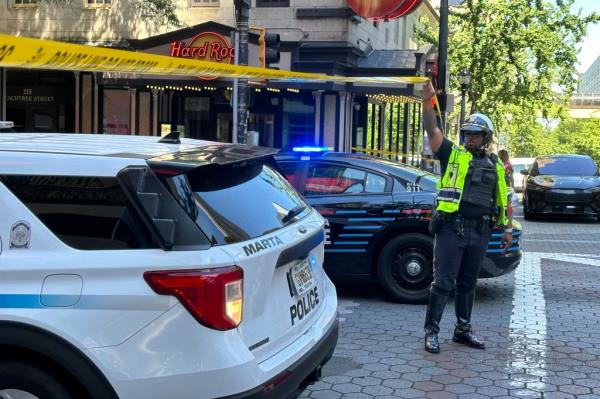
[416,0,599,157]
[553,118,600,162]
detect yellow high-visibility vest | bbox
[436,145,508,226]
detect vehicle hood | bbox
[531,175,600,190]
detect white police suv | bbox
[0,133,338,399]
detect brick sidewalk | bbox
[301,213,600,399]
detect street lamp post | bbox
[234,0,250,144]
[457,69,472,126]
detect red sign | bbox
[347,0,423,21]
[169,32,234,64]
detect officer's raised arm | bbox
[421,82,444,153]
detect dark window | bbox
[85,0,111,6]
[165,161,310,245]
[1,175,157,250]
[532,156,598,176]
[13,0,37,5]
[277,161,300,184]
[305,164,365,196]
[304,164,386,196]
[256,0,289,6]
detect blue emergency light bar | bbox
[292,146,332,153]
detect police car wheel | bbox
[376,234,433,304]
[0,362,73,399]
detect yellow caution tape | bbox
[0,34,429,85]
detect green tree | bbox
[553,118,600,162]
[417,0,599,156]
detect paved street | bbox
[301,204,600,399]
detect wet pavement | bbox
[301,205,600,398]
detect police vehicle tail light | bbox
[225,279,243,327]
[144,266,243,330]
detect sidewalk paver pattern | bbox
[301,210,600,398]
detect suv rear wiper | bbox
[282,204,306,225]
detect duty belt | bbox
[438,212,490,230]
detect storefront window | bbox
[103,89,130,135]
[217,113,232,143]
[282,98,314,151]
[33,112,53,131]
[184,97,210,139]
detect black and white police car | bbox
[276,148,522,303]
[0,134,337,399]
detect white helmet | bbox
[461,113,494,145]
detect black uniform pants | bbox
[431,219,490,296]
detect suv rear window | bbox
[1,175,157,250]
[165,160,311,245]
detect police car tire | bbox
[523,196,536,220]
[0,361,73,399]
[376,234,433,304]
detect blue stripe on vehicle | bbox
[335,241,369,245]
[336,210,368,214]
[0,294,41,308]
[348,218,395,222]
[325,249,367,253]
[0,294,170,310]
[486,247,521,253]
[383,210,401,214]
[488,240,520,245]
[343,225,381,230]
[491,232,521,238]
[339,233,374,237]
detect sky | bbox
[572,0,600,73]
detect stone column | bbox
[313,91,322,146]
[0,68,6,120]
[152,89,159,136]
[129,88,137,135]
[74,71,80,133]
[93,73,100,133]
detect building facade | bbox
[578,56,600,95]
[570,55,600,119]
[0,0,438,163]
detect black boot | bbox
[453,292,485,349]
[424,290,448,353]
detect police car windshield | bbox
[164,160,311,245]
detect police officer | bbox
[421,83,513,353]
